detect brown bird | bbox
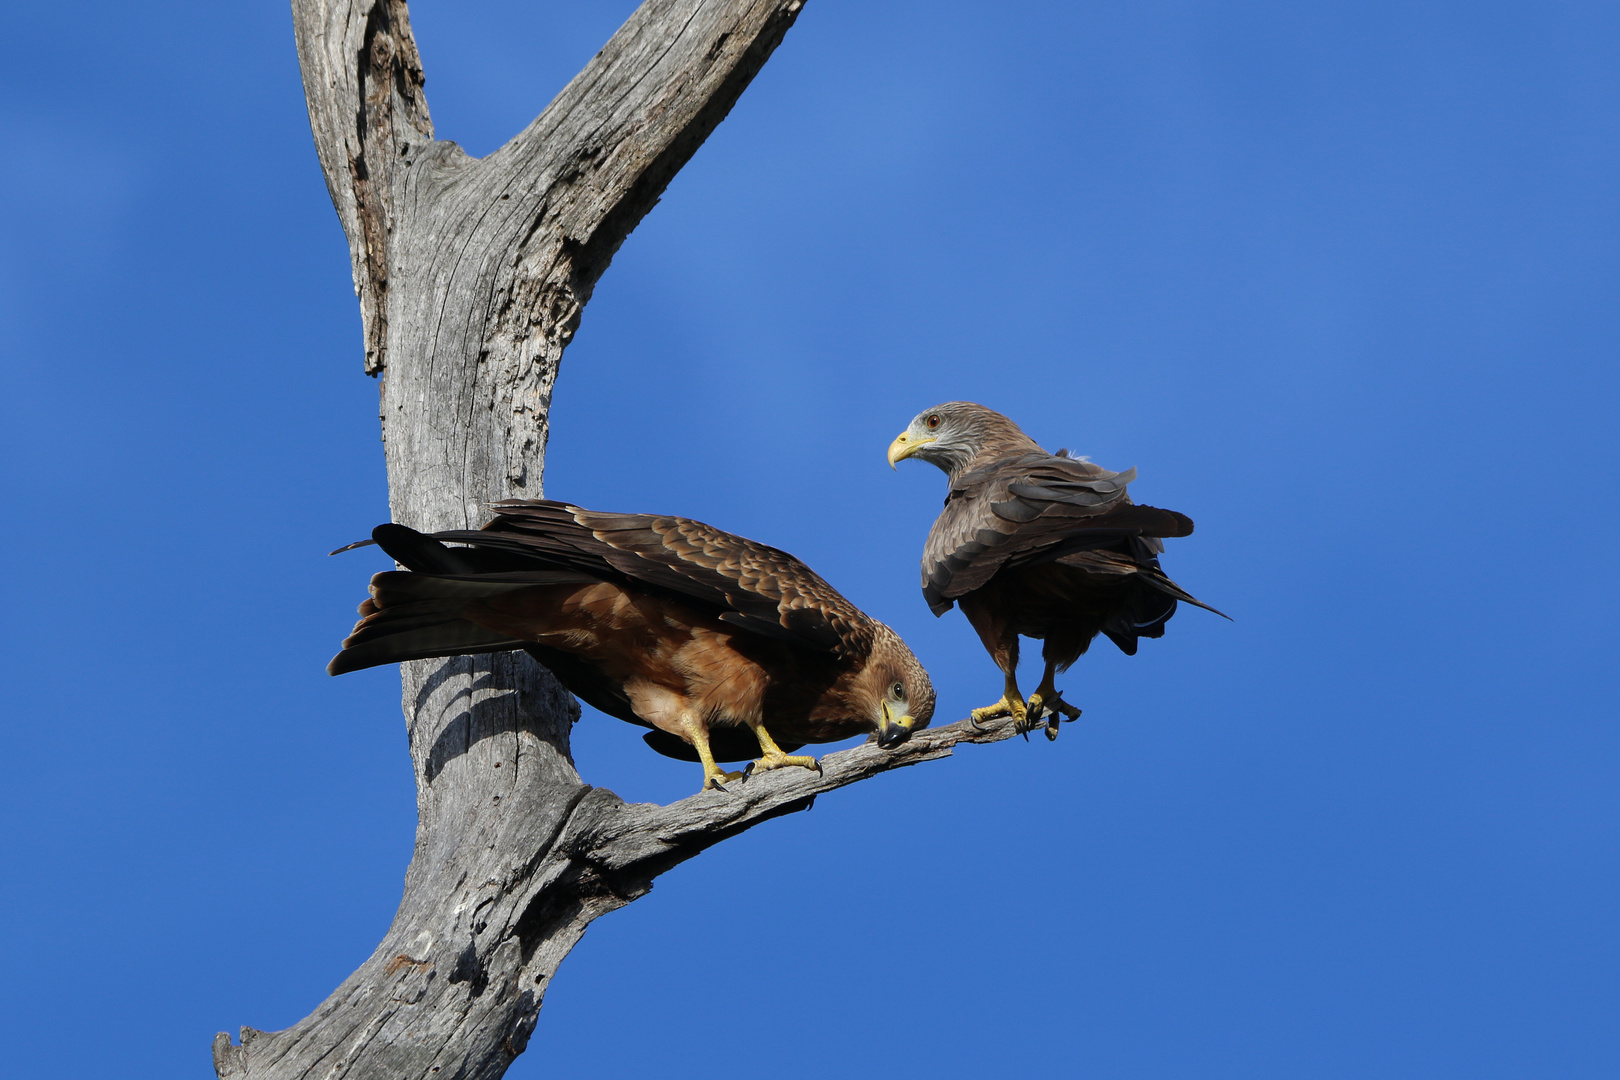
[888,402,1223,737]
[329,500,935,791]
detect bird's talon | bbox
[971,692,1027,727]
[1023,689,1080,743]
[1012,712,1045,736]
[748,752,820,776]
[701,767,746,793]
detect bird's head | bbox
[862,624,936,750]
[887,401,1040,477]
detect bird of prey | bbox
[888,402,1223,737]
[329,500,935,791]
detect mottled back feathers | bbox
[412,500,877,662]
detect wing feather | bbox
[921,453,1196,614]
[417,500,876,660]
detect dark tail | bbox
[1134,568,1230,620]
[327,572,537,675]
[1100,530,1230,655]
[327,524,591,676]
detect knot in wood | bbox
[370,32,396,68]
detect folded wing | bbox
[921,453,1202,616]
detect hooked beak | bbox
[888,431,933,469]
[875,700,916,749]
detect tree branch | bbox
[213,708,1027,1080]
[216,3,1027,1077]
[292,0,433,375]
[578,713,1031,879]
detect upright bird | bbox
[888,402,1223,737]
[328,500,934,791]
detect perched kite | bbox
[329,500,935,790]
[888,402,1223,737]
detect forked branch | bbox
[215,3,1020,1078]
[213,708,1028,1080]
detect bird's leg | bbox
[1025,660,1082,741]
[743,721,821,776]
[961,600,1026,726]
[680,715,744,793]
[968,620,1026,726]
[970,670,1027,725]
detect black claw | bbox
[812,759,824,776]
[1039,690,1083,726]
[743,761,756,779]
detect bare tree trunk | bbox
[212,3,1027,1077]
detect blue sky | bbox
[2,2,1617,1077]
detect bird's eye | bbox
[890,681,905,699]
[925,414,941,429]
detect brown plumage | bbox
[888,402,1223,736]
[328,500,935,790]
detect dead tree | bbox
[213,2,1025,1077]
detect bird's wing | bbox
[428,500,876,660]
[921,453,1195,614]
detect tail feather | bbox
[326,569,561,676]
[371,523,481,574]
[1101,578,1178,655]
[332,523,548,575]
[366,569,590,602]
[1134,570,1230,620]
[328,519,607,676]
[328,626,528,676]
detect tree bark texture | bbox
[213,2,1025,1077]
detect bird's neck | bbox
[947,430,1045,482]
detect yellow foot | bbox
[1025,691,1082,741]
[745,752,822,778]
[970,693,1027,726]
[701,766,746,793]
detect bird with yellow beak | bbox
[889,402,1224,736]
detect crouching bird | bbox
[328,500,935,791]
[888,402,1224,738]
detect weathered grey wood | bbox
[213,712,1027,1079]
[215,2,1035,1077]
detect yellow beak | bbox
[888,431,933,468]
[876,700,916,748]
